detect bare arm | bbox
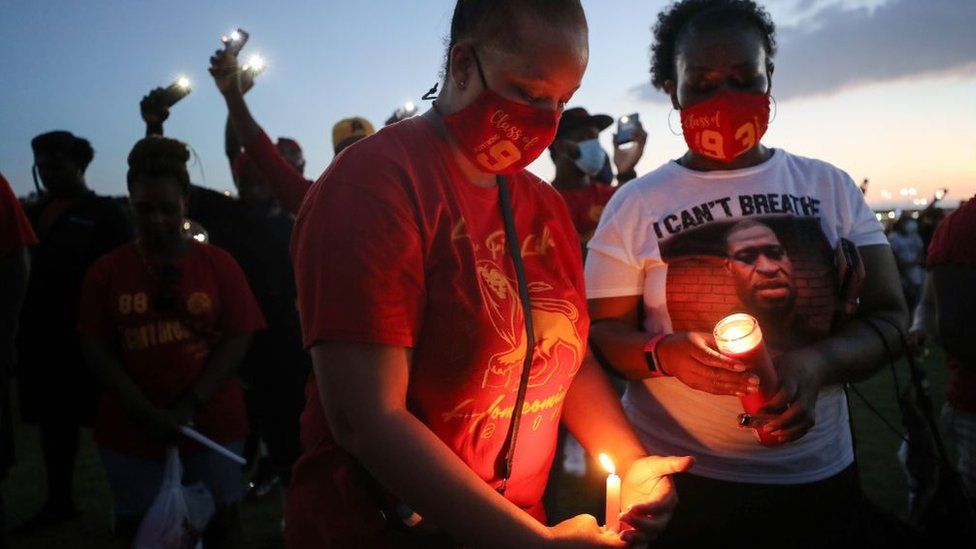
[80,335,160,425]
[588,296,755,395]
[179,333,252,406]
[311,341,627,548]
[210,51,312,214]
[561,353,645,473]
[0,248,30,371]
[759,245,908,442]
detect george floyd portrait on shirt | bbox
[660,215,836,354]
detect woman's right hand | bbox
[656,331,759,396]
[548,514,627,548]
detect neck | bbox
[425,90,497,190]
[140,236,190,263]
[680,144,772,172]
[551,167,590,191]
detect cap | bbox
[556,108,613,140]
[332,117,375,153]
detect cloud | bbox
[631,0,976,102]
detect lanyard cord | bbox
[495,175,536,496]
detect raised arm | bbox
[209,50,311,214]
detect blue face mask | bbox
[573,138,606,176]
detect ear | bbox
[766,61,775,94]
[448,43,476,91]
[664,79,681,110]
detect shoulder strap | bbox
[495,175,536,496]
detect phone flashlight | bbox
[220,28,250,57]
[935,188,948,200]
[160,76,192,107]
[242,54,266,77]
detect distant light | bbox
[909,187,918,196]
[875,213,883,221]
[899,188,909,197]
[887,211,896,219]
[621,116,629,123]
[880,190,892,199]
[223,190,231,196]
[193,233,207,242]
[911,212,919,219]
[404,101,416,112]
[183,221,191,230]
[176,76,191,90]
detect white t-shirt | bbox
[585,148,888,484]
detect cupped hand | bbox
[209,49,244,97]
[753,351,826,446]
[548,514,626,548]
[656,332,758,396]
[618,455,694,545]
[612,123,647,175]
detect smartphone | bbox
[159,76,192,107]
[221,28,250,56]
[614,113,640,146]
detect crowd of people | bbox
[0,0,972,547]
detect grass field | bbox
[3,348,951,548]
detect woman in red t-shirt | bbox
[285,1,692,547]
[78,137,265,546]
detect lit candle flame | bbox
[714,313,763,355]
[599,453,615,475]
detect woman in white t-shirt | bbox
[585,1,909,545]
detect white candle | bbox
[599,453,621,532]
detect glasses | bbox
[730,244,786,265]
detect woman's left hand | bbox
[618,455,694,544]
[754,351,827,446]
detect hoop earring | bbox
[769,95,778,124]
[667,108,683,136]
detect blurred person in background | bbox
[549,108,646,246]
[78,136,265,547]
[13,131,132,535]
[889,214,926,312]
[0,171,38,547]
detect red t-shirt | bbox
[245,130,313,215]
[0,173,37,254]
[927,197,976,413]
[78,241,266,458]
[287,117,588,545]
[557,184,617,243]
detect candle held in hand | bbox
[599,453,621,532]
[713,313,780,444]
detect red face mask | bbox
[441,54,561,174]
[680,90,770,163]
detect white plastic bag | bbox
[133,447,215,549]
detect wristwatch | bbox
[643,333,670,378]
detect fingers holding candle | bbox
[655,332,759,396]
